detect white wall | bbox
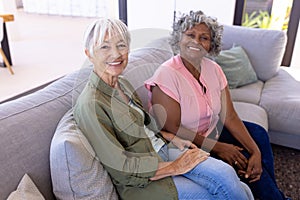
[127,0,236,30]
[128,0,174,30]
[127,0,236,48]
[175,0,236,25]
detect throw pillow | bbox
[50,109,118,200]
[214,45,258,89]
[222,25,287,81]
[7,174,45,200]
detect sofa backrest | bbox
[222,25,287,81]
[123,40,174,109]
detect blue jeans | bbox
[214,121,286,200]
[158,145,253,200]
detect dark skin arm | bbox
[151,85,262,182]
[219,86,262,182]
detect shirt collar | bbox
[89,70,134,100]
[89,70,115,96]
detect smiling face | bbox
[87,31,129,79]
[179,23,211,65]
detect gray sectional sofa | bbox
[0,24,299,199]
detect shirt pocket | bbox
[113,108,150,147]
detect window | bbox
[242,0,292,31]
[234,0,300,66]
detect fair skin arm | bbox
[151,85,262,182]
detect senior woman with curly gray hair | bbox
[170,10,222,57]
[146,10,289,200]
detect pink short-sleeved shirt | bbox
[145,55,227,137]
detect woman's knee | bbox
[244,122,270,143]
[188,157,252,199]
[198,157,237,181]
[190,157,242,191]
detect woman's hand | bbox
[172,148,209,175]
[214,142,248,170]
[150,148,209,180]
[215,142,262,183]
[239,151,262,183]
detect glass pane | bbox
[242,0,293,31]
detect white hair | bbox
[83,18,130,55]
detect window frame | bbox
[234,0,300,67]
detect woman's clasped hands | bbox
[215,142,262,183]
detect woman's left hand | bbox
[238,151,262,183]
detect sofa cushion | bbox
[230,80,264,105]
[260,67,300,135]
[50,109,118,200]
[222,25,287,81]
[215,45,258,89]
[233,102,268,132]
[7,174,45,200]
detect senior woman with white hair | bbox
[73,18,253,200]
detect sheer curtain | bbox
[22,0,117,18]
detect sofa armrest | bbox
[0,66,91,200]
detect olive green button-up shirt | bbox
[74,71,178,200]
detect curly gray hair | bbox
[170,10,223,57]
